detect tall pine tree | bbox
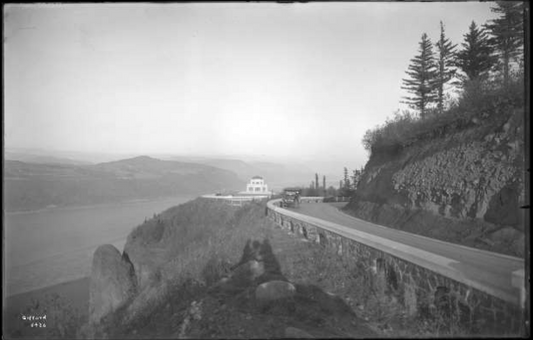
[455,21,496,83]
[351,169,361,191]
[484,1,525,87]
[434,21,457,114]
[343,167,351,190]
[402,33,438,119]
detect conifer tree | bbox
[455,21,496,83]
[343,167,350,190]
[402,33,438,118]
[484,1,525,87]
[351,169,361,191]
[434,21,457,114]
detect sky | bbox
[4,2,500,170]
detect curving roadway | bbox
[285,202,525,305]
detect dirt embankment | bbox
[345,108,525,257]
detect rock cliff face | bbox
[346,108,525,257]
[89,244,137,324]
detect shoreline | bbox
[5,194,198,215]
[4,276,90,312]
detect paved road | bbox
[286,202,525,304]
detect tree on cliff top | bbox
[484,1,525,87]
[402,33,438,119]
[434,21,457,114]
[455,21,495,83]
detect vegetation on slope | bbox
[363,1,525,156]
[7,198,507,338]
[89,198,376,338]
[346,83,525,257]
[105,199,498,338]
[362,76,524,156]
[344,2,526,258]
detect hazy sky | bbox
[4,2,499,168]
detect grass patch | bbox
[102,198,275,337]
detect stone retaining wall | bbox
[267,201,524,334]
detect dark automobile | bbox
[281,188,301,208]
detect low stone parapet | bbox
[266,198,525,334]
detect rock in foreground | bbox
[255,280,296,302]
[89,244,137,324]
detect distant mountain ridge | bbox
[169,156,317,190]
[4,156,244,212]
[5,150,92,166]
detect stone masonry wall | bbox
[267,206,523,335]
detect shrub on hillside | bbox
[362,77,524,155]
[454,71,525,119]
[10,293,83,339]
[104,199,275,337]
[127,199,273,285]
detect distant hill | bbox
[4,156,244,212]
[169,157,316,190]
[5,150,92,166]
[4,148,139,164]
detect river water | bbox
[4,196,195,297]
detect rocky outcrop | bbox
[89,244,137,324]
[390,136,522,222]
[121,244,158,292]
[123,222,169,291]
[347,109,525,257]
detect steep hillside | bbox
[77,199,377,339]
[3,156,244,212]
[345,107,526,257]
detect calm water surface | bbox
[4,196,195,296]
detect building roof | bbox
[252,176,263,179]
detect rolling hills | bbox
[4,156,244,212]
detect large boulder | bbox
[255,280,296,302]
[89,244,137,324]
